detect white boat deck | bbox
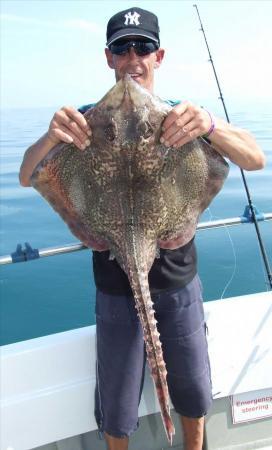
[1,291,271,450]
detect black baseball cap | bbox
[106,7,160,47]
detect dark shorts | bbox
[94,275,212,438]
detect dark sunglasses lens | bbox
[110,41,158,56]
[110,42,129,55]
[135,42,157,55]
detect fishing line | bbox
[206,207,237,299]
[193,4,272,290]
[206,207,269,296]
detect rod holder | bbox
[11,242,39,263]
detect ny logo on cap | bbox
[124,11,140,26]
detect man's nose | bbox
[127,47,139,59]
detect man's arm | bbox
[160,101,266,171]
[19,106,91,187]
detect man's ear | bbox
[105,48,115,69]
[154,48,165,69]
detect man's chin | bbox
[116,74,151,90]
[129,75,148,89]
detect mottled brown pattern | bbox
[31,75,229,443]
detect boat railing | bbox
[1,206,271,266]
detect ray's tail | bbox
[126,249,175,444]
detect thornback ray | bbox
[31,74,229,443]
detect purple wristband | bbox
[202,110,215,138]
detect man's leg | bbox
[180,416,204,450]
[104,433,129,450]
[95,290,146,446]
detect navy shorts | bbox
[94,275,212,438]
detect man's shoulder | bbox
[164,99,181,107]
[78,103,96,114]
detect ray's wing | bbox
[158,138,229,249]
[31,142,109,251]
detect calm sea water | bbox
[0,105,271,345]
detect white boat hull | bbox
[1,291,272,450]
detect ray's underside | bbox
[31,75,229,443]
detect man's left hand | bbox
[160,101,212,147]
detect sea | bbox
[0,105,271,346]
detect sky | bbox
[1,0,272,111]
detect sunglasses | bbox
[109,40,159,56]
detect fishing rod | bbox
[193,4,272,290]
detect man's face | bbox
[105,38,164,92]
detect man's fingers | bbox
[161,110,193,144]
[160,100,213,148]
[162,102,189,131]
[172,127,200,148]
[62,106,90,133]
[66,118,89,144]
[54,110,90,144]
[51,126,90,151]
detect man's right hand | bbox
[20,106,92,186]
[48,106,92,150]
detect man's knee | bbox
[169,371,213,418]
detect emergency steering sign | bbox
[231,388,272,424]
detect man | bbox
[19,7,265,450]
